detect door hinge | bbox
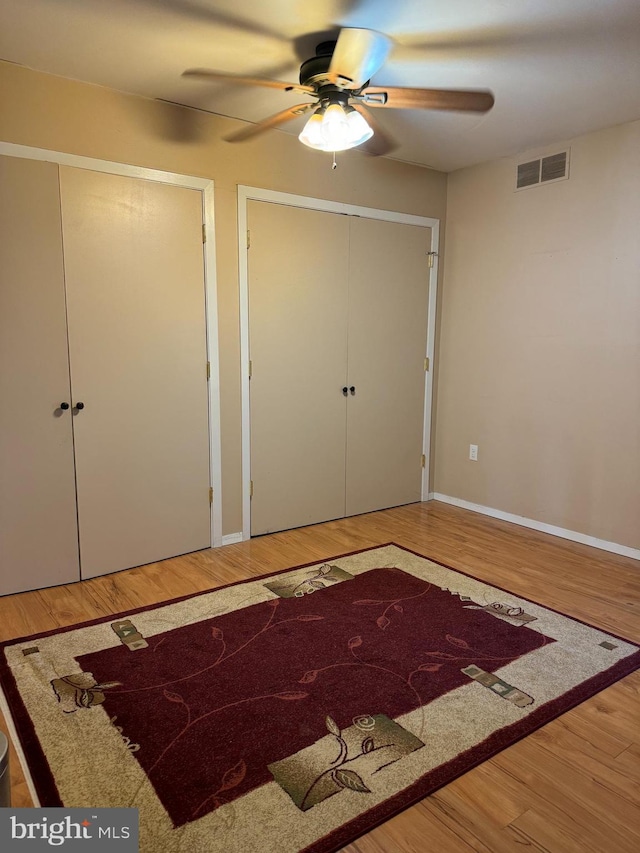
[248,359,253,379]
[209,487,213,504]
[424,357,430,372]
[249,480,254,498]
[206,361,211,380]
[427,251,438,268]
[247,229,251,249]
[421,454,426,468]
[202,224,207,243]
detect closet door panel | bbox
[59,168,211,579]
[0,156,80,595]
[346,217,430,516]
[248,200,349,535]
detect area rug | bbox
[1,544,638,852]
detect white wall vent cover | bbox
[515,150,570,190]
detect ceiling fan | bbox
[183,27,495,157]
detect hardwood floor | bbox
[1,501,638,851]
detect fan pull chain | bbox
[332,151,337,170]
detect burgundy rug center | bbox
[78,567,552,827]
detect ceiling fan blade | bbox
[225,103,317,142]
[183,69,314,95]
[350,104,397,157]
[328,28,392,90]
[360,86,495,112]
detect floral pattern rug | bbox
[1,544,638,853]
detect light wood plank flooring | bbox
[1,501,638,851]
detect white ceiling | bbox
[1,0,640,172]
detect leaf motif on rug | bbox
[192,759,248,818]
[331,768,371,794]
[269,713,424,811]
[354,575,433,630]
[264,564,354,598]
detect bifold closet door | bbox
[59,167,211,579]
[345,217,430,515]
[248,200,349,536]
[0,157,80,595]
[248,202,430,536]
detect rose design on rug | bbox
[51,673,122,714]
[269,713,425,811]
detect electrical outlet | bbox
[469,444,478,461]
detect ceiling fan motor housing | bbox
[299,41,337,87]
[299,41,369,108]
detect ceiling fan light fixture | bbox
[298,108,327,149]
[320,103,351,150]
[344,107,374,147]
[299,103,373,152]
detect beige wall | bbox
[436,120,640,550]
[0,61,447,536]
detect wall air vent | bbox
[516,159,541,188]
[515,150,569,191]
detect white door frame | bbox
[0,142,223,547]
[238,185,440,541]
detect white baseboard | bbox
[221,532,244,546]
[429,493,640,562]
